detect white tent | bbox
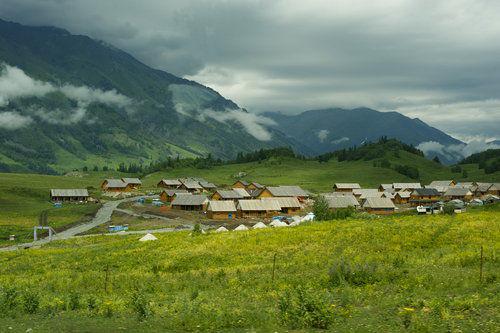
[269,220,288,227]
[215,226,228,233]
[252,222,267,229]
[234,224,249,231]
[301,212,315,222]
[139,233,158,242]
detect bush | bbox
[68,292,81,311]
[130,291,151,320]
[278,286,335,329]
[22,290,40,314]
[442,204,456,215]
[0,286,18,313]
[329,258,379,286]
[313,196,332,221]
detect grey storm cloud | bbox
[1,0,499,139]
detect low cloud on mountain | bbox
[417,140,500,162]
[0,63,133,127]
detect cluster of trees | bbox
[393,164,420,180]
[232,147,299,164]
[313,196,355,221]
[459,149,500,174]
[317,137,424,163]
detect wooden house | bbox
[257,186,309,201]
[362,197,396,214]
[101,179,131,192]
[353,189,382,202]
[325,194,360,210]
[378,184,392,192]
[157,179,182,189]
[122,178,142,190]
[199,181,217,192]
[51,189,89,202]
[443,187,473,201]
[211,189,245,201]
[232,180,250,189]
[333,183,361,192]
[237,199,281,218]
[394,191,411,204]
[207,201,237,220]
[261,197,302,214]
[428,180,456,187]
[160,189,189,202]
[409,188,441,206]
[171,194,208,211]
[179,179,203,193]
[247,182,265,190]
[392,183,422,191]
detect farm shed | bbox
[362,197,396,214]
[237,199,281,218]
[101,179,131,192]
[211,190,245,201]
[261,197,302,214]
[50,189,89,202]
[325,195,360,210]
[410,188,441,206]
[122,178,142,189]
[392,183,422,191]
[443,188,473,201]
[394,191,411,204]
[207,200,237,219]
[171,194,208,211]
[157,179,182,189]
[333,183,361,192]
[160,189,189,202]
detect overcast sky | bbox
[1,0,499,141]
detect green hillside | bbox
[0,207,498,331]
[0,19,294,173]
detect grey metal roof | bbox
[353,189,381,199]
[444,188,473,197]
[334,183,361,189]
[262,197,301,208]
[393,183,422,190]
[266,186,309,197]
[475,183,493,192]
[395,191,411,198]
[160,179,182,186]
[325,195,359,208]
[104,179,127,188]
[363,197,395,209]
[207,200,237,212]
[237,199,281,211]
[51,189,89,197]
[232,188,251,198]
[162,189,189,196]
[171,194,208,206]
[181,180,203,189]
[122,178,142,185]
[199,181,217,189]
[379,184,392,190]
[412,188,441,196]
[234,180,249,186]
[429,180,454,187]
[251,182,265,189]
[215,190,244,199]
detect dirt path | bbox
[0,196,147,252]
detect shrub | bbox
[0,286,18,313]
[329,258,379,286]
[22,290,40,314]
[192,223,203,235]
[278,286,334,329]
[442,204,456,215]
[130,291,151,320]
[68,292,81,311]
[313,196,333,221]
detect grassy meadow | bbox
[0,205,499,332]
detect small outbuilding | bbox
[122,178,142,189]
[101,179,131,192]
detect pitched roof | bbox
[159,179,182,186]
[161,189,189,196]
[325,195,359,208]
[363,197,396,209]
[322,192,354,197]
[353,189,381,199]
[429,180,454,187]
[104,179,127,188]
[237,199,281,211]
[51,189,89,197]
[250,182,265,189]
[207,200,237,212]
[412,188,441,196]
[171,194,208,206]
[393,183,422,189]
[215,190,245,200]
[199,181,217,189]
[266,186,309,197]
[234,180,249,186]
[333,183,361,190]
[262,197,301,208]
[181,180,203,189]
[379,184,392,190]
[475,183,494,192]
[232,188,251,198]
[395,191,411,199]
[382,192,395,199]
[122,178,142,185]
[444,187,473,197]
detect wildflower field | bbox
[1,205,498,332]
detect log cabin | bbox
[362,197,396,214]
[409,188,441,206]
[51,189,89,202]
[207,200,237,219]
[157,179,182,189]
[171,194,208,211]
[333,183,361,192]
[160,189,189,202]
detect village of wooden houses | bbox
[48,177,500,233]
